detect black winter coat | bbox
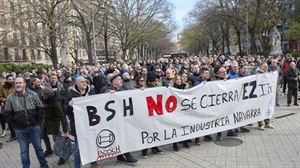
[66,85,94,136]
[93,74,106,94]
[286,68,299,88]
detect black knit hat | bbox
[147,71,156,83]
[64,72,72,79]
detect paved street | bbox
[0,94,300,168]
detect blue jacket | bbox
[227,70,239,79]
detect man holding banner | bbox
[257,62,275,130]
[67,76,100,168]
[141,71,163,158]
[212,65,229,141]
[227,61,240,137]
[104,73,138,164]
[73,66,277,166]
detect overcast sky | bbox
[171,0,198,41]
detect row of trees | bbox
[283,0,300,42]
[1,0,175,68]
[180,0,292,56]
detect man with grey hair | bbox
[257,62,274,130]
[227,61,239,79]
[286,61,299,106]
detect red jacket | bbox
[282,62,290,76]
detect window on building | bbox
[15,48,20,61]
[31,49,35,61]
[4,47,9,62]
[23,49,29,61]
[282,42,289,52]
[37,50,42,60]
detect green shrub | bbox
[289,51,300,58]
[0,63,51,73]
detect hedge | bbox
[0,63,51,73]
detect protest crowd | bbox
[0,54,299,168]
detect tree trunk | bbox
[249,0,262,54]
[222,35,225,54]
[212,41,215,54]
[104,15,109,62]
[122,48,127,60]
[74,49,79,64]
[104,30,109,62]
[128,48,133,60]
[140,44,144,59]
[236,30,242,54]
[206,47,209,56]
[49,34,58,69]
[137,45,140,61]
[86,34,94,64]
[249,30,257,54]
[226,35,230,54]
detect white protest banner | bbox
[73,72,278,165]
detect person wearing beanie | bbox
[92,67,106,94]
[146,71,162,88]
[141,71,163,158]
[63,72,74,91]
[104,74,138,165]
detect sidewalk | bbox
[0,95,299,168]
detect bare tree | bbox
[180,24,210,56]
[137,20,175,59]
[71,0,107,64]
[181,0,283,55]
[10,0,70,68]
[110,0,172,60]
[97,0,116,62]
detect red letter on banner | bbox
[146,95,163,116]
[165,96,177,113]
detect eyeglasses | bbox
[139,79,145,82]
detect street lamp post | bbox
[245,1,249,56]
[91,4,97,63]
[91,1,106,63]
